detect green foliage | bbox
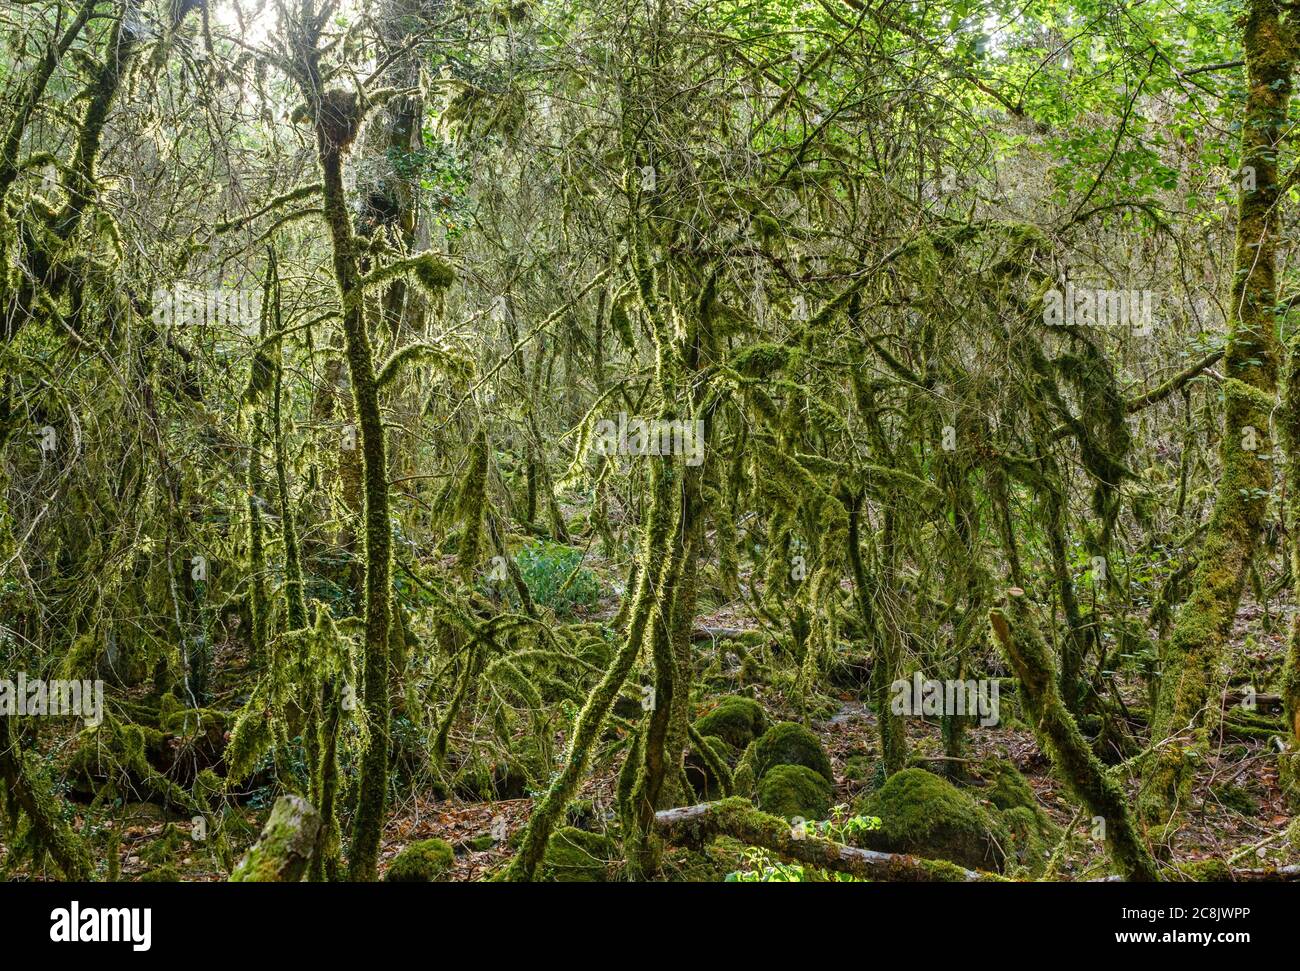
[511,540,602,615]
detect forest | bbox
[0,0,1298,892]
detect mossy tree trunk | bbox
[991,600,1160,882]
[1142,0,1292,825]
[501,449,680,880]
[0,715,93,880]
[285,7,394,881]
[1280,239,1300,804]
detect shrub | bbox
[513,540,602,615]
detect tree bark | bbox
[1142,0,1292,826]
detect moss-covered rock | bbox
[693,696,768,749]
[139,864,179,882]
[229,795,321,882]
[738,721,833,787]
[1000,805,1058,875]
[852,768,1008,872]
[384,838,455,882]
[982,758,1037,812]
[539,827,616,882]
[756,764,833,821]
[685,734,735,800]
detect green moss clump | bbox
[139,864,179,882]
[1000,806,1057,875]
[757,764,833,821]
[539,827,616,882]
[685,734,735,799]
[853,768,1008,871]
[1209,783,1259,815]
[140,822,185,866]
[983,758,1037,812]
[739,722,833,786]
[160,706,230,737]
[1176,859,1233,882]
[411,253,456,293]
[384,838,455,882]
[843,753,876,786]
[693,696,768,749]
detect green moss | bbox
[229,795,321,882]
[194,769,222,805]
[684,734,735,800]
[693,696,768,749]
[664,837,750,882]
[1176,859,1233,882]
[564,798,598,829]
[411,253,456,293]
[843,753,878,787]
[467,833,497,852]
[980,761,1057,875]
[539,827,616,882]
[739,722,833,787]
[139,864,180,882]
[1000,806,1058,875]
[160,706,230,739]
[991,606,1160,882]
[384,838,455,882]
[140,822,185,866]
[853,768,1008,871]
[983,758,1037,812]
[756,764,833,821]
[1209,783,1259,815]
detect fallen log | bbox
[229,795,321,882]
[690,626,751,643]
[1225,865,1300,881]
[653,798,998,882]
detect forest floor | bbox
[8,567,1298,883]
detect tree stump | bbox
[230,795,322,882]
